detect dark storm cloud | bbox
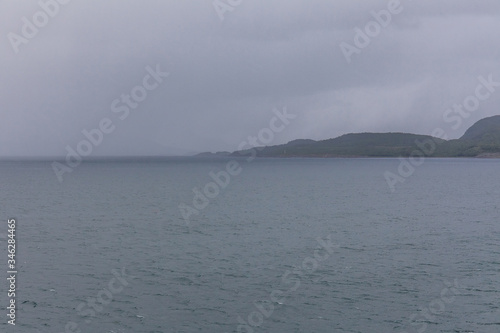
[1,0,500,156]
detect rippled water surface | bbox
[0,158,499,332]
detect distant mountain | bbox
[195,115,500,158]
[228,115,500,158]
[285,139,317,146]
[231,133,447,158]
[460,115,500,143]
[195,151,231,157]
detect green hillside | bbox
[230,115,500,158]
[460,115,500,142]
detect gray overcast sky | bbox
[1,0,500,156]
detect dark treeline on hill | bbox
[220,115,500,158]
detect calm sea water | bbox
[0,158,499,332]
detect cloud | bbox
[1,0,500,156]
